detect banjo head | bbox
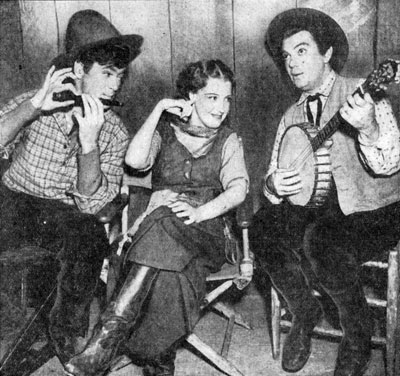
[277,124,332,207]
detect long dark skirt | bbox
[123,206,226,359]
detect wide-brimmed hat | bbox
[52,9,143,68]
[265,8,349,73]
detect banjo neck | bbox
[310,58,399,151]
[310,111,343,152]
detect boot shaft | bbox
[102,264,159,323]
[328,282,372,339]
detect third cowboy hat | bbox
[265,8,349,73]
[53,9,143,67]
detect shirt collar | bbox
[297,70,337,106]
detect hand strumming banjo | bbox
[277,59,400,208]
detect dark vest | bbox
[152,120,234,204]
[284,75,400,215]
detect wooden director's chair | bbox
[105,173,255,376]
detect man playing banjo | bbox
[250,8,400,376]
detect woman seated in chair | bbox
[65,59,249,376]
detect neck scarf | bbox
[169,113,220,138]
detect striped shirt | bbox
[1,91,129,214]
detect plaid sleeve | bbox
[0,90,37,158]
[70,115,130,214]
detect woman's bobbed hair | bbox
[175,59,235,99]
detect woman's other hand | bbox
[168,200,202,225]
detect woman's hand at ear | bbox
[158,98,194,119]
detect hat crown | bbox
[51,8,142,69]
[65,10,121,53]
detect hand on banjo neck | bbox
[268,59,400,208]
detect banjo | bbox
[278,59,400,208]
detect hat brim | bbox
[265,8,349,73]
[51,34,143,69]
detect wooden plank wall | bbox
[1,0,399,210]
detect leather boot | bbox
[64,264,159,376]
[271,266,322,373]
[49,260,101,364]
[328,282,372,376]
[281,293,322,373]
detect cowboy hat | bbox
[52,9,143,68]
[265,8,349,73]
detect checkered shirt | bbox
[1,91,129,214]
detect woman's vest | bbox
[284,75,400,215]
[152,121,234,204]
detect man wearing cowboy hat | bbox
[0,9,142,367]
[250,8,400,376]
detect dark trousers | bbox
[0,184,109,341]
[250,196,400,307]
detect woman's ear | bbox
[73,61,85,79]
[324,46,333,65]
[188,92,197,103]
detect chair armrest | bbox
[236,195,254,229]
[95,193,129,224]
[235,195,254,281]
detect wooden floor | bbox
[27,283,387,376]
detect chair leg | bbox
[271,286,281,360]
[0,286,56,376]
[211,302,252,330]
[202,280,233,308]
[186,333,244,376]
[20,269,28,316]
[386,249,399,376]
[220,315,235,358]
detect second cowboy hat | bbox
[265,8,349,74]
[52,9,143,67]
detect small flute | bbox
[53,91,123,107]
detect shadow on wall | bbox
[116,71,173,136]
